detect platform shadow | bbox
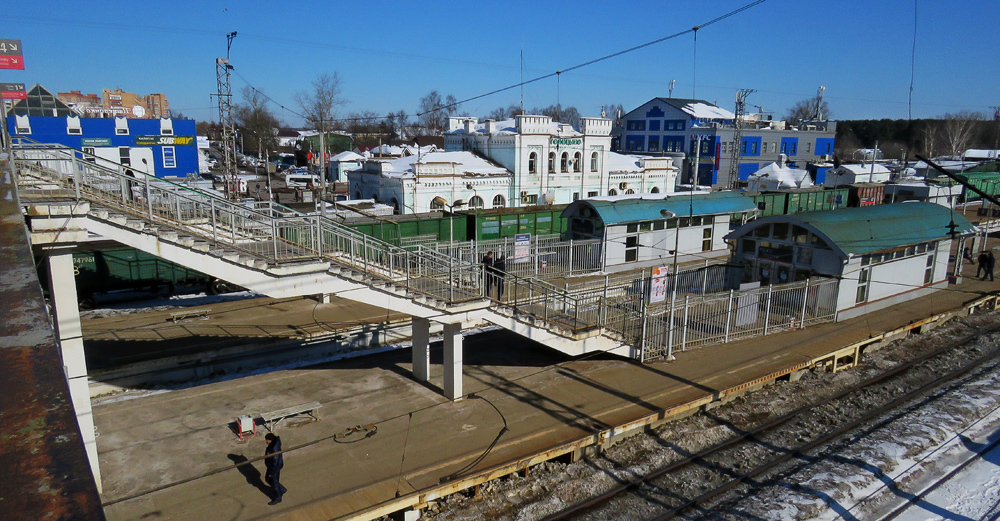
[227,453,271,499]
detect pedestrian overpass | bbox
[11,139,841,493]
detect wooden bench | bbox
[169,308,211,323]
[261,401,322,431]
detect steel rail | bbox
[541,323,1000,521]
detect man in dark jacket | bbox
[482,251,495,297]
[264,433,287,505]
[494,254,507,300]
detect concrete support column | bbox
[412,317,430,382]
[442,322,463,401]
[46,250,102,492]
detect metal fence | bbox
[638,277,840,361]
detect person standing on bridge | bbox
[482,251,495,297]
[494,254,507,300]
[264,433,287,505]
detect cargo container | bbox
[847,183,885,207]
[460,204,569,241]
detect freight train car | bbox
[339,204,570,245]
[36,248,237,308]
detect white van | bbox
[284,171,321,189]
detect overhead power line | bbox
[230,0,768,126]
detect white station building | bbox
[348,114,682,214]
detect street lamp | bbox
[660,208,680,361]
[432,196,467,251]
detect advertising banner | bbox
[649,266,670,304]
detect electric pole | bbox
[215,32,237,199]
[728,88,755,189]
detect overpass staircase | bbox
[13,139,633,359]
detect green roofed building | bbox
[725,202,975,320]
[561,191,757,272]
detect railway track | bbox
[535,320,1000,521]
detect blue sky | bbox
[3,0,997,127]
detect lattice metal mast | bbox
[728,88,755,189]
[215,32,237,198]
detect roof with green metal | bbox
[727,202,975,257]
[562,191,756,226]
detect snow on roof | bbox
[681,102,735,120]
[330,151,364,162]
[375,151,509,178]
[747,161,814,190]
[605,152,644,173]
[836,163,892,175]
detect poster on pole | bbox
[649,266,670,304]
[514,233,531,263]
[0,39,24,70]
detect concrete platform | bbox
[96,249,1000,521]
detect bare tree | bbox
[785,96,831,126]
[941,110,984,157]
[418,91,459,135]
[919,121,940,158]
[234,86,281,158]
[385,110,410,140]
[294,72,348,135]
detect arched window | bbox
[625,189,635,195]
[560,152,568,172]
[528,152,537,174]
[548,152,556,173]
[573,151,582,172]
[430,197,444,210]
[355,191,362,199]
[492,194,506,208]
[391,197,400,213]
[650,186,660,193]
[469,195,484,209]
[608,188,618,196]
[591,151,599,172]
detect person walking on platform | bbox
[264,433,287,505]
[482,251,495,297]
[494,254,507,300]
[977,251,989,279]
[988,251,996,282]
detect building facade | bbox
[445,115,678,206]
[618,98,837,188]
[7,112,199,179]
[725,203,973,320]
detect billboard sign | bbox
[514,233,531,263]
[0,82,26,100]
[0,39,24,70]
[135,135,195,146]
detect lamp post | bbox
[660,208,680,360]
[432,196,467,253]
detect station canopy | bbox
[726,202,975,257]
[562,191,756,226]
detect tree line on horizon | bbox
[186,73,997,161]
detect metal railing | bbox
[639,277,839,360]
[12,140,485,305]
[12,140,842,358]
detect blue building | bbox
[5,84,198,179]
[618,97,837,188]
